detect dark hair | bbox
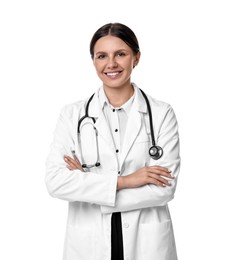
[90,23,140,59]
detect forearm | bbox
[101,180,177,214]
[102,159,180,213]
[45,160,118,206]
[45,106,118,206]
[117,165,173,190]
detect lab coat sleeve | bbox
[45,105,118,206]
[101,105,180,213]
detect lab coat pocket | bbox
[139,220,177,260]
[129,136,150,167]
[134,132,150,144]
[64,226,95,260]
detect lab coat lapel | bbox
[89,91,115,150]
[120,107,141,168]
[95,113,115,148]
[120,87,147,168]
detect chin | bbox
[104,83,124,89]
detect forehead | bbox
[94,35,132,53]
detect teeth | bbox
[106,72,119,76]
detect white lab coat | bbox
[45,84,180,260]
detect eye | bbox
[96,54,106,59]
[117,51,126,57]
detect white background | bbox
[0,0,228,259]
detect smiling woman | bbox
[91,24,140,107]
[45,22,180,260]
[92,35,140,99]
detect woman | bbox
[45,22,180,260]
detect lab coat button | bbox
[123,223,129,228]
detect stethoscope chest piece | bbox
[149,145,163,160]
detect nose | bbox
[107,56,118,69]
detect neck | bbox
[103,84,134,108]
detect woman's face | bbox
[93,35,140,90]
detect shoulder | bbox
[59,87,102,120]
[134,84,178,125]
[58,99,87,122]
[134,84,173,114]
[148,95,171,110]
[148,94,178,123]
[147,95,176,121]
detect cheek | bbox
[124,58,135,70]
[93,61,104,74]
[93,61,98,71]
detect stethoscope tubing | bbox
[78,93,95,133]
[77,88,163,168]
[139,89,156,147]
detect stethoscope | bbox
[77,89,163,168]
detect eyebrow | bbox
[95,49,129,55]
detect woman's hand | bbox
[117,166,174,190]
[64,155,84,172]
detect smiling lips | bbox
[105,71,122,79]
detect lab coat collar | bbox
[99,85,136,117]
[88,83,147,118]
[131,83,147,113]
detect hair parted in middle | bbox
[90,23,140,59]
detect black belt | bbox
[111,212,124,260]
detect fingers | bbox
[71,153,81,164]
[148,173,171,187]
[146,166,174,187]
[64,155,77,169]
[147,166,174,178]
[64,155,83,171]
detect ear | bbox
[133,51,141,67]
